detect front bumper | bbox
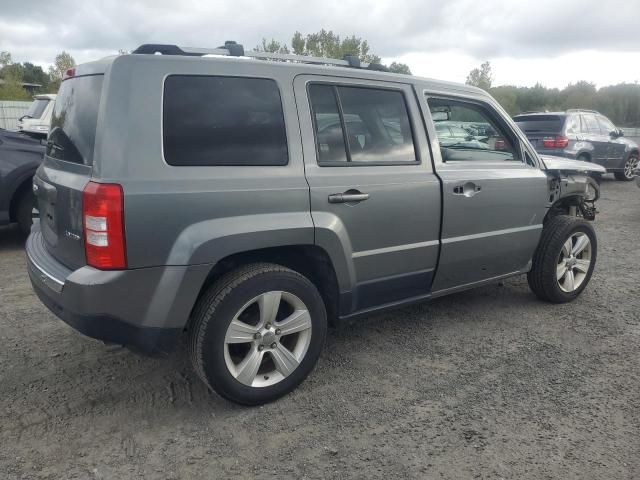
[26,225,211,355]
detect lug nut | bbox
[270,342,277,349]
[258,345,264,351]
[265,323,272,329]
[275,329,281,335]
[254,332,262,339]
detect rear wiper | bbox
[47,139,65,152]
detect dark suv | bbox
[513,110,639,181]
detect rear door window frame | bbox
[307,81,420,167]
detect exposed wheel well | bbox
[576,152,591,161]
[9,177,33,222]
[629,149,639,158]
[189,245,340,328]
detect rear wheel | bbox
[189,263,327,405]
[16,190,34,236]
[527,215,597,303]
[614,154,638,181]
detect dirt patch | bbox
[1,176,638,479]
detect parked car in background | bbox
[27,43,604,405]
[434,122,490,150]
[18,94,56,139]
[513,109,639,181]
[0,129,45,234]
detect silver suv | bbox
[26,42,605,405]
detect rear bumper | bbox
[26,224,211,355]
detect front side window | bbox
[163,76,288,166]
[309,84,417,165]
[427,97,521,162]
[597,116,616,135]
[581,114,601,134]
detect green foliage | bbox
[488,81,640,126]
[256,30,411,74]
[0,51,11,68]
[0,80,31,100]
[388,62,412,75]
[466,61,493,90]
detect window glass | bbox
[163,76,288,166]
[47,75,103,165]
[597,116,616,134]
[308,84,348,163]
[564,115,581,134]
[513,114,565,134]
[25,99,49,120]
[428,97,521,162]
[581,114,601,134]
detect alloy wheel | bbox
[223,291,312,387]
[556,232,592,293]
[623,156,639,180]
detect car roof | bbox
[76,51,488,99]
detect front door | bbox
[293,75,441,315]
[422,94,549,294]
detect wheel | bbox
[614,154,638,181]
[527,215,597,303]
[16,190,34,236]
[189,263,327,405]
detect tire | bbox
[614,154,638,181]
[16,190,34,236]
[527,215,597,303]
[189,263,327,405]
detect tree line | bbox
[467,61,640,127]
[0,50,75,100]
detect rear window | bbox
[47,75,103,165]
[513,115,565,133]
[25,98,49,120]
[163,75,288,166]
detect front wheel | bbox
[614,154,639,181]
[527,215,597,303]
[189,263,327,405]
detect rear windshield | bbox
[25,99,49,120]
[46,75,103,165]
[513,115,565,133]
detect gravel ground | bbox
[1,177,638,480]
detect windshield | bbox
[513,115,565,133]
[25,99,49,120]
[46,75,103,165]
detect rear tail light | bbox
[543,135,569,149]
[62,68,76,80]
[82,182,127,269]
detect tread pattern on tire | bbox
[188,262,306,393]
[527,215,596,303]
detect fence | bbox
[0,101,31,131]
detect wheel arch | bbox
[8,174,34,222]
[188,244,342,328]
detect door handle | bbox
[328,190,370,204]
[453,182,482,198]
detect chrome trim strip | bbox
[442,224,542,244]
[352,239,440,258]
[26,250,65,293]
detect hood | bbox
[539,155,607,174]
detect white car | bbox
[18,94,56,138]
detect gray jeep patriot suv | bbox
[26,42,605,405]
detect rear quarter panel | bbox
[95,55,313,269]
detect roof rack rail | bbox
[566,108,600,114]
[131,41,390,72]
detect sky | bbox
[1,0,639,89]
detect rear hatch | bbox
[34,74,103,270]
[513,114,566,148]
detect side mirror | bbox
[617,128,624,137]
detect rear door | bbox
[294,75,441,314]
[580,114,608,164]
[33,74,104,270]
[423,94,548,294]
